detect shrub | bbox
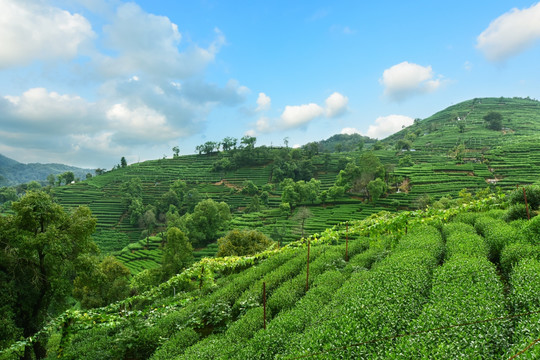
[508,185,540,209]
[150,328,200,360]
[504,203,530,221]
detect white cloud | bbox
[106,103,181,143]
[325,92,348,118]
[249,91,349,134]
[245,129,257,137]
[0,0,94,69]
[255,117,271,133]
[341,127,361,135]
[256,93,271,111]
[477,3,540,62]
[280,103,325,129]
[98,3,224,79]
[366,115,414,139]
[380,61,442,101]
[2,88,96,134]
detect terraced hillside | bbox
[7,192,540,359]
[49,97,540,273]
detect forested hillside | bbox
[0,154,94,187]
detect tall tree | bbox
[181,199,231,247]
[121,156,128,168]
[221,137,237,151]
[292,207,313,239]
[161,227,193,280]
[0,191,97,359]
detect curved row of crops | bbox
[4,192,540,359]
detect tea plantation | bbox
[5,191,540,359]
[48,97,540,274]
[5,97,540,358]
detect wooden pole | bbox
[262,281,267,330]
[305,239,311,292]
[345,222,349,262]
[523,187,531,220]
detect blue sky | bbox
[1,0,540,169]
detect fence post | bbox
[306,239,310,292]
[345,222,349,262]
[263,281,267,330]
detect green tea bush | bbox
[445,231,488,260]
[505,258,540,359]
[393,255,509,359]
[150,328,200,360]
[508,185,540,209]
[475,216,522,262]
[441,222,476,241]
[233,270,347,360]
[504,203,530,221]
[280,225,443,358]
[453,211,480,226]
[500,242,540,276]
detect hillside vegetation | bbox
[3,96,540,358]
[46,97,540,272]
[4,189,540,359]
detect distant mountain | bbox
[0,154,95,187]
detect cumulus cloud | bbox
[0,0,94,68]
[477,3,540,62]
[0,2,245,167]
[2,88,97,134]
[256,93,271,111]
[98,3,224,79]
[106,103,181,144]
[247,91,349,134]
[366,115,414,139]
[280,103,325,129]
[380,62,442,101]
[325,92,349,118]
[341,127,361,135]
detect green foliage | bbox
[504,203,530,221]
[367,178,386,202]
[216,229,275,257]
[161,227,193,280]
[484,111,503,130]
[475,216,522,263]
[280,178,321,206]
[508,185,540,209]
[505,258,540,358]
[398,154,414,167]
[241,180,259,196]
[0,191,97,358]
[130,268,163,294]
[335,152,384,195]
[73,255,131,309]
[150,328,200,360]
[180,199,231,247]
[394,256,509,359]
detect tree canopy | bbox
[484,111,503,131]
[0,191,97,358]
[216,229,275,257]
